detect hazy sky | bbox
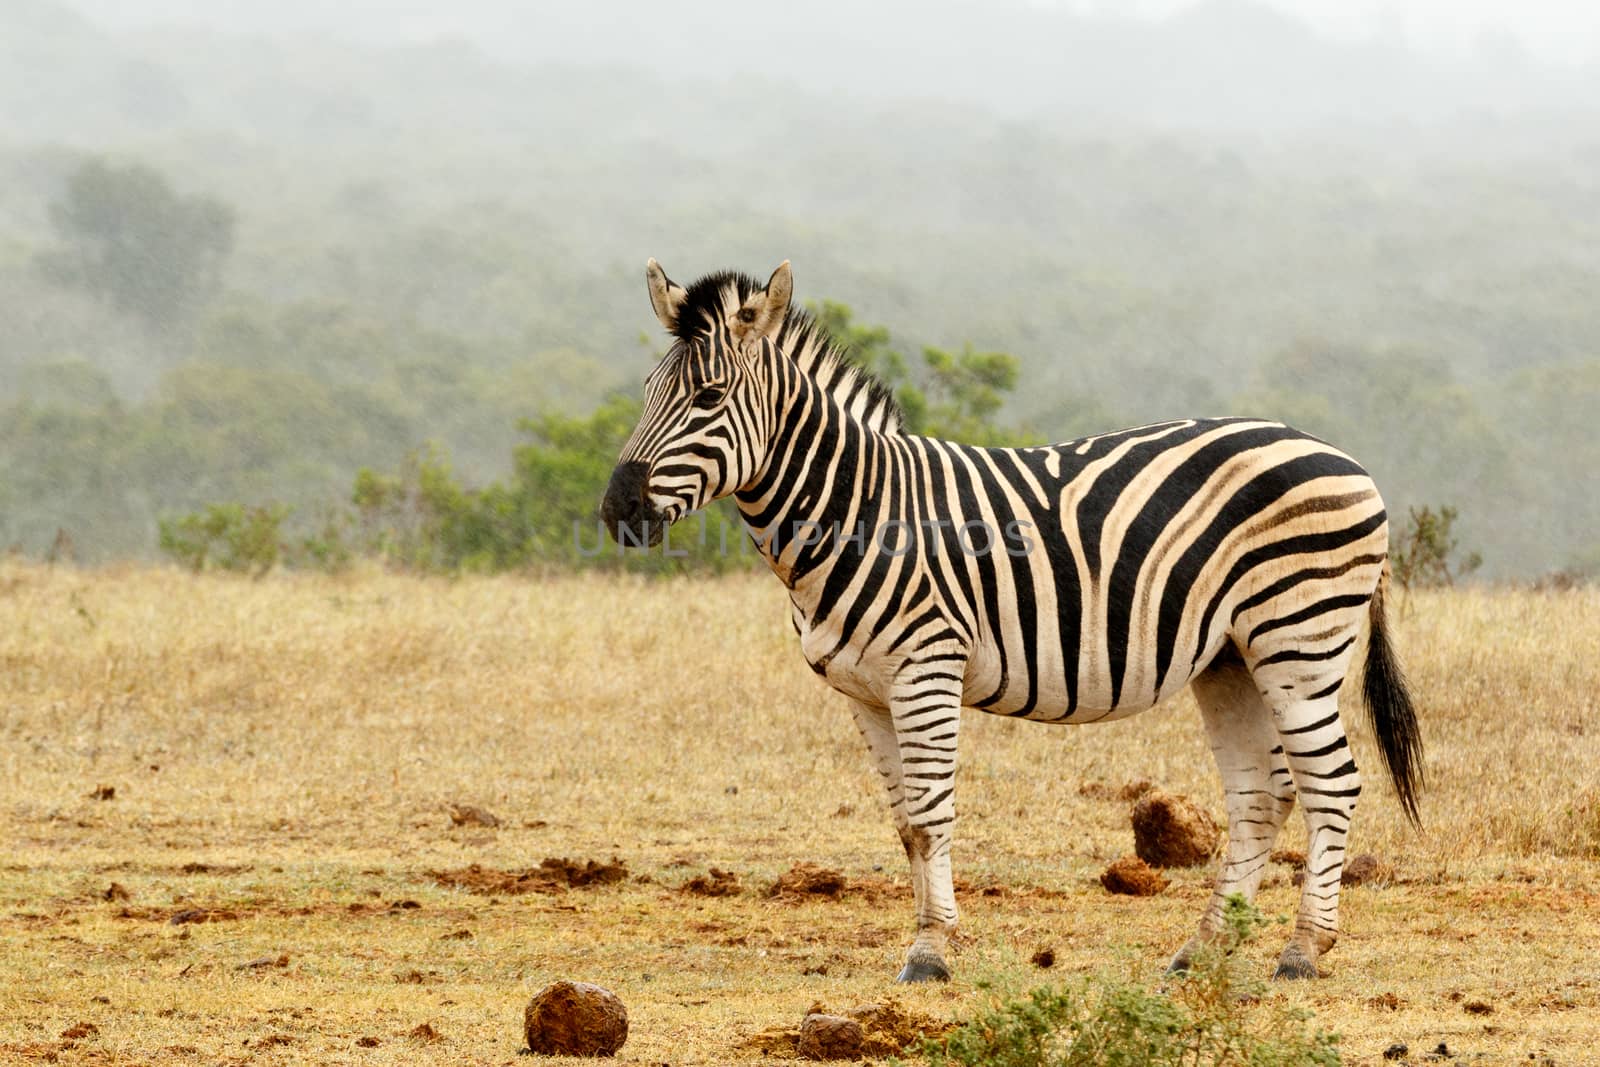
[1119,0,1600,63]
[70,0,1600,65]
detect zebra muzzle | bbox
[601,460,667,547]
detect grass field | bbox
[2,562,1598,1065]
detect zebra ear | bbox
[646,258,687,332]
[750,260,792,339]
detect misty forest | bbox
[3,0,1598,580]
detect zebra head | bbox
[600,259,792,547]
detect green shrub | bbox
[922,897,1340,1067]
[288,508,356,573]
[158,503,289,577]
[342,404,757,575]
[1391,504,1482,592]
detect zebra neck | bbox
[733,372,881,591]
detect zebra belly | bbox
[960,627,1229,724]
[963,668,1157,724]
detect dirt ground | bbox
[1,563,1598,1065]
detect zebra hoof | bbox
[1272,951,1319,981]
[896,959,951,983]
[1166,936,1212,975]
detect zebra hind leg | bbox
[1258,678,1361,980]
[1168,649,1296,975]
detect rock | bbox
[1383,1042,1409,1060]
[797,1013,864,1060]
[1100,854,1170,895]
[1131,791,1220,868]
[237,953,289,970]
[524,981,628,1057]
[1342,854,1395,886]
[447,803,500,828]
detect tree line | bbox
[3,152,1595,582]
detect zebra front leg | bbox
[852,672,963,983]
[889,674,963,982]
[1169,654,1297,973]
[850,700,939,980]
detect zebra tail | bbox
[1362,572,1424,827]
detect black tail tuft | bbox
[1363,575,1424,827]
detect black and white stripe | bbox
[602,261,1423,983]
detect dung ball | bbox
[523,980,628,1057]
[1131,790,1221,868]
[797,1012,864,1060]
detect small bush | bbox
[1391,504,1481,592]
[922,897,1340,1067]
[288,509,356,574]
[158,503,289,577]
[1538,543,1600,589]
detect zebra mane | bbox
[672,269,904,436]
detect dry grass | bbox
[1,561,1597,1065]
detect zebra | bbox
[600,259,1422,983]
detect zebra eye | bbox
[737,308,756,324]
[693,386,725,408]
